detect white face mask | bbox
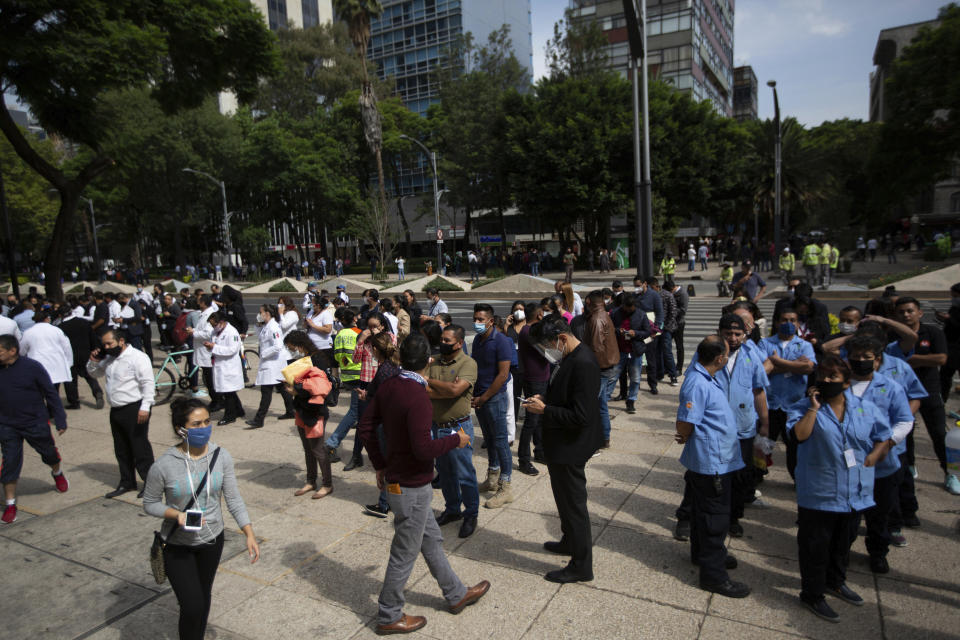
[256,313,265,324]
[838,322,857,335]
[514,309,525,321]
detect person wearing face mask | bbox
[823,306,917,358]
[142,398,259,640]
[246,305,295,429]
[524,317,602,583]
[186,295,219,405]
[470,303,515,508]
[674,316,770,543]
[517,303,549,473]
[760,304,817,480]
[843,337,915,575]
[426,325,481,537]
[674,336,750,599]
[202,312,245,426]
[609,294,655,414]
[88,329,155,498]
[934,282,960,403]
[786,356,891,622]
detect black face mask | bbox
[104,345,123,358]
[818,381,845,400]
[438,343,457,356]
[848,359,874,376]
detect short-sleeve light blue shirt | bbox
[677,362,744,475]
[761,335,817,410]
[854,372,914,478]
[689,341,769,439]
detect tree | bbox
[0,0,276,299]
[332,0,388,216]
[880,3,960,194]
[805,119,881,230]
[338,196,397,281]
[0,133,60,262]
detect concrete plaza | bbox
[2,376,959,639]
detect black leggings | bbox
[164,532,225,640]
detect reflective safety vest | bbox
[779,253,795,271]
[829,247,840,268]
[802,244,820,266]
[720,266,733,281]
[820,244,831,265]
[660,257,676,275]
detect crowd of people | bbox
[1,270,958,635]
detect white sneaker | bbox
[945,473,960,496]
[909,465,918,479]
[192,389,209,398]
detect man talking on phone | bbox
[524,316,602,583]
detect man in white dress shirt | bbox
[20,310,73,390]
[87,329,155,498]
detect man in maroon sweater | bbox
[359,334,490,634]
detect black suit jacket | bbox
[542,344,603,465]
[60,317,99,365]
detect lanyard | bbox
[184,453,211,511]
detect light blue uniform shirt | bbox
[677,362,744,476]
[877,354,928,402]
[689,341,769,439]
[851,372,914,479]
[787,390,892,512]
[760,335,817,410]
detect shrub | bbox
[268,279,298,293]
[421,277,462,292]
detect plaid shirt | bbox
[354,332,398,383]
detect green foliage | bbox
[0,134,60,259]
[868,265,936,289]
[236,225,271,267]
[268,279,298,292]
[422,277,462,292]
[545,8,612,80]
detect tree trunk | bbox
[497,206,507,253]
[396,196,413,258]
[43,189,80,301]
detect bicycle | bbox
[154,348,201,405]
[242,346,260,387]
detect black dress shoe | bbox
[277,412,296,420]
[674,520,690,541]
[207,403,224,413]
[729,521,744,537]
[517,463,539,476]
[458,516,477,538]
[869,556,889,574]
[544,567,593,583]
[827,583,864,606]
[95,395,105,410]
[649,386,659,395]
[245,419,264,429]
[136,488,145,499]
[217,417,236,426]
[700,579,750,598]
[543,540,573,555]
[436,511,463,526]
[533,453,547,464]
[802,596,840,622]
[343,456,363,471]
[65,403,81,410]
[105,486,135,499]
[693,554,738,570]
[327,447,341,463]
[613,395,626,402]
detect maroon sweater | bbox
[358,375,460,487]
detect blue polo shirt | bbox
[677,362,743,475]
[688,341,769,439]
[851,372,914,479]
[786,390,891,512]
[760,335,817,410]
[877,354,927,402]
[471,328,513,397]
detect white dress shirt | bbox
[20,322,73,384]
[0,314,21,340]
[87,344,155,411]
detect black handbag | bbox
[149,447,221,584]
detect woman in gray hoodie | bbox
[143,398,260,639]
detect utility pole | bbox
[623,0,653,276]
[768,80,782,253]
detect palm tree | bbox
[333,0,388,213]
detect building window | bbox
[268,0,287,30]
[951,192,960,213]
[302,0,320,28]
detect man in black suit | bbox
[524,317,602,583]
[59,307,104,409]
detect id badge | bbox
[843,449,857,468]
[387,483,402,495]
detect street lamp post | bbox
[767,80,782,254]
[183,168,233,267]
[399,135,442,275]
[79,196,100,275]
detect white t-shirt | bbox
[384,311,399,335]
[307,308,335,349]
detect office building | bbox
[250,0,333,30]
[870,18,959,226]
[568,0,735,117]
[368,0,533,194]
[732,64,756,121]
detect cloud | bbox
[807,17,850,37]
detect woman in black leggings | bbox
[143,398,260,639]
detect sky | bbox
[530,0,947,126]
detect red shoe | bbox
[1,504,16,524]
[52,472,69,493]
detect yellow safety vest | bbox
[660,257,676,275]
[779,253,795,271]
[803,244,820,266]
[829,247,839,268]
[820,244,831,265]
[720,267,733,281]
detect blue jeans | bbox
[475,389,512,482]
[432,417,480,518]
[398,269,405,280]
[688,259,695,271]
[658,330,678,379]
[598,366,620,441]
[325,388,360,449]
[617,352,643,402]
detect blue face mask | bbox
[473,321,487,334]
[778,321,797,337]
[184,424,212,447]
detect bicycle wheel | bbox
[154,365,177,405]
[243,349,260,387]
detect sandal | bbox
[294,484,316,497]
[312,486,334,500]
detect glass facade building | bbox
[569,0,735,117]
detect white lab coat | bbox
[278,309,300,361]
[0,314,21,340]
[210,322,243,393]
[20,322,73,384]
[256,318,286,386]
[193,305,218,368]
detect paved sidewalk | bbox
[2,380,959,639]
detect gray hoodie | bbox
[143,443,250,546]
